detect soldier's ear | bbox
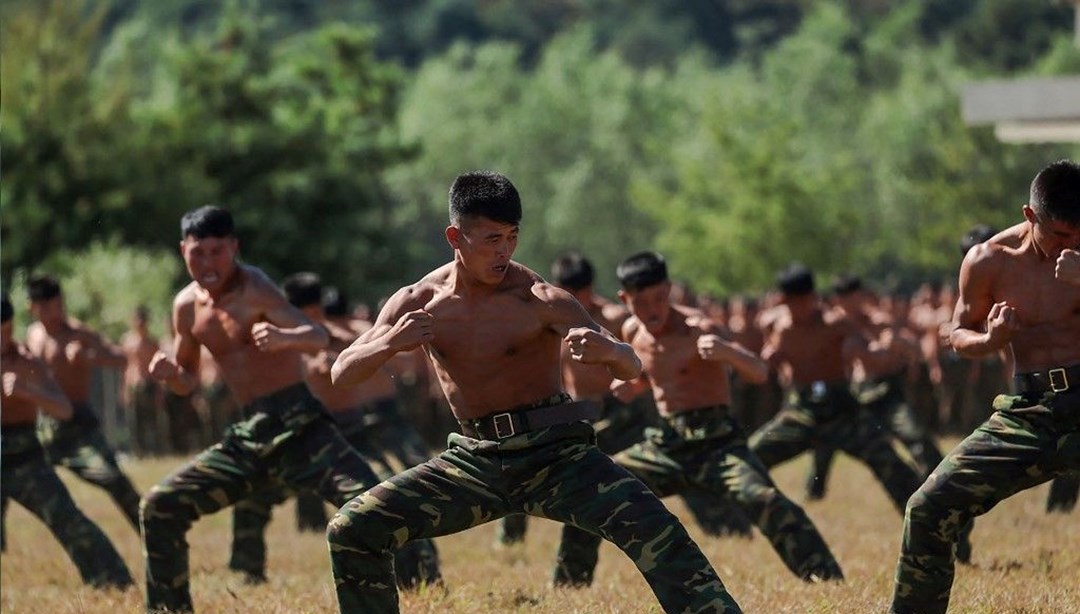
[446,225,462,250]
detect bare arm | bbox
[548,285,641,381]
[148,294,201,396]
[697,323,768,384]
[3,356,73,420]
[332,286,433,386]
[949,244,1018,358]
[250,273,329,353]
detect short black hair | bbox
[617,251,669,292]
[551,252,594,290]
[960,224,996,255]
[322,286,348,317]
[832,274,863,296]
[27,275,62,302]
[777,263,815,296]
[281,272,322,308]
[1030,159,1080,226]
[1,293,13,323]
[181,205,235,239]
[448,171,522,226]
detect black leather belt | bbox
[1013,364,1080,395]
[459,396,600,440]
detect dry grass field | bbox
[2,442,1078,613]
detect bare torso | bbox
[1,344,53,425]
[177,267,306,406]
[26,320,102,404]
[766,310,852,387]
[406,263,567,420]
[964,223,1080,371]
[122,331,159,388]
[626,306,732,417]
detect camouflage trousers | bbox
[140,384,385,613]
[806,376,944,499]
[497,394,659,545]
[1,424,133,588]
[130,380,166,457]
[555,408,843,588]
[749,383,922,514]
[39,405,143,532]
[1046,470,1079,513]
[891,388,1080,614]
[229,404,440,587]
[328,420,739,614]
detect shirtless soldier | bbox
[553,252,844,587]
[26,275,143,532]
[496,251,640,547]
[122,305,165,456]
[139,206,390,613]
[747,264,923,514]
[327,171,739,613]
[1,294,134,589]
[891,159,1080,614]
[228,272,440,587]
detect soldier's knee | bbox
[326,510,382,553]
[140,484,184,525]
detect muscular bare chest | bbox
[996,260,1080,324]
[191,299,258,355]
[427,292,548,365]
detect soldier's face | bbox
[620,282,671,334]
[447,217,518,285]
[181,235,238,292]
[29,296,64,326]
[1026,205,1080,259]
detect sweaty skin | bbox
[761,295,874,389]
[26,309,126,405]
[950,219,1080,370]
[332,216,639,420]
[616,298,767,417]
[150,263,328,406]
[2,325,73,425]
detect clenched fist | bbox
[1056,249,1080,286]
[565,327,613,364]
[389,310,435,351]
[148,350,180,382]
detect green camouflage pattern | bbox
[129,380,166,457]
[228,414,439,588]
[39,404,143,531]
[1,424,133,588]
[495,393,658,545]
[140,384,392,613]
[748,383,922,514]
[806,375,945,499]
[1046,471,1079,513]
[327,420,740,614]
[554,408,842,587]
[891,389,1080,614]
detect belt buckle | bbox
[1048,368,1069,393]
[492,412,516,439]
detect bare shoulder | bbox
[25,321,45,345]
[680,305,717,335]
[240,265,289,304]
[621,315,644,343]
[381,268,444,320]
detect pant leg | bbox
[335,421,443,588]
[884,397,945,480]
[51,426,142,532]
[891,395,1080,614]
[496,513,528,545]
[229,486,290,581]
[140,438,270,613]
[3,454,133,589]
[678,490,754,538]
[1046,471,1080,513]
[519,428,740,614]
[327,436,514,613]
[295,491,329,531]
[747,405,815,469]
[827,407,923,515]
[805,446,835,500]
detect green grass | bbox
[2,442,1078,613]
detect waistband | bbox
[1013,364,1080,395]
[242,383,319,419]
[458,393,599,440]
[794,380,850,402]
[661,405,736,441]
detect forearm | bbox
[331,339,400,386]
[33,387,74,421]
[605,343,642,381]
[718,346,768,384]
[949,328,1003,359]
[278,325,330,353]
